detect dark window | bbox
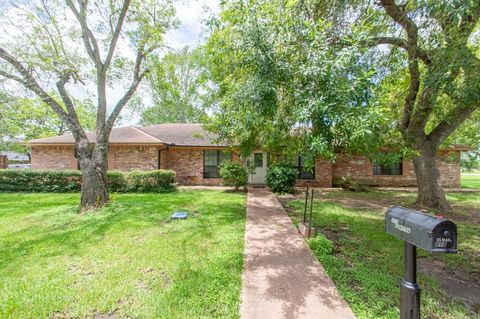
[203,150,232,178]
[295,156,315,179]
[254,153,263,168]
[373,155,403,175]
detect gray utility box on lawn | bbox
[385,206,457,253]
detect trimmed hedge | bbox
[125,170,176,192]
[0,169,176,193]
[0,170,82,192]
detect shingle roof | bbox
[139,123,225,146]
[28,123,226,147]
[29,126,162,145]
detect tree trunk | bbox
[76,139,109,212]
[412,144,452,211]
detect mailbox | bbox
[386,206,457,253]
[385,206,458,319]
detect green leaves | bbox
[206,0,380,159]
[266,164,297,194]
[219,161,248,189]
[141,47,211,125]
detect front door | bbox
[249,152,267,184]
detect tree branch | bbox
[66,0,103,68]
[105,49,148,131]
[430,49,480,144]
[429,105,477,145]
[377,0,429,139]
[400,57,420,134]
[104,0,131,70]
[361,36,431,65]
[0,48,71,123]
[379,0,418,45]
[56,73,84,130]
[0,69,27,86]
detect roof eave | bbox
[28,142,166,146]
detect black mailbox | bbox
[385,206,458,319]
[386,206,457,253]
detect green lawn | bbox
[0,191,246,319]
[462,172,480,189]
[281,190,479,319]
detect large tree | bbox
[207,0,480,210]
[344,0,480,210]
[141,47,211,125]
[0,0,177,211]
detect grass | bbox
[462,172,480,189]
[282,190,479,319]
[0,191,246,319]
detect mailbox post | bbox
[401,242,420,319]
[385,206,457,319]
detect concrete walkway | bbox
[241,187,356,319]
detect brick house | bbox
[28,123,466,187]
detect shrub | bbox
[125,170,176,192]
[0,169,176,193]
[339,175,353,190]
[106,171,126,192]
[266,164,297,193]
[219,161,248,190]
[337,175,368,192]
[308,233,334,257]
[0,169,82,192]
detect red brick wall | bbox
[436,151,461,188]
[31,146,77,170]
[295,158,333,187]
[110,145,158,171]
[166,147,240,186]
[332,152,461,188]
[30,145,461,188]
[31,145,159,171]
[158,148,168,170]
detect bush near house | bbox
[106,170,127,192]
[0,169,176,193]
[219,161,248,190]
[0,170,83,192]
[266,164,297,193]
[125,170,176,192]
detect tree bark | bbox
[76,139,109,212]
[412,143,452,211]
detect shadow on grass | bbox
[0,192,246,272]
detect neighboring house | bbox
[0,155,7,169]
[0,152,31,169]
[28,123,467,188]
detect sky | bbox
[167,0,219,50]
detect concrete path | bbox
[241,187,356,319]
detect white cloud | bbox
[164,0,219,50]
